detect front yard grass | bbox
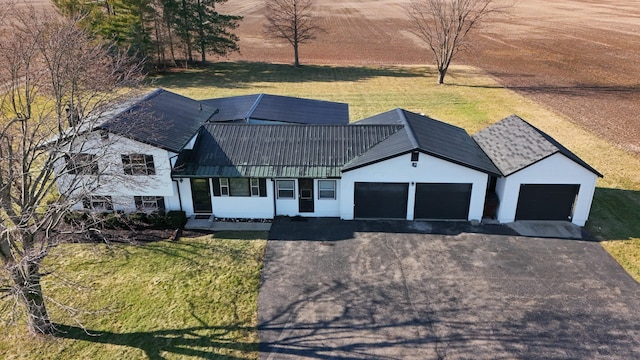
[0,232,266,359]
[151,62,640,281]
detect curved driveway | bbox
[259,218,640,359]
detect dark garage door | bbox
[354,182,408,219]
[414,183,472,220]
[515,184,580,221]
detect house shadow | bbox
[268,217,517,242]
[150,61,429,90]
[53,322,258,360]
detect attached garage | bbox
[354,182,408,219]
[515,184,580,221]
[414,183,472,220]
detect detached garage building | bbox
[473,115,603,226]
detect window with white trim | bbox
[121,154,155,175]
[251,178,260,197]
[276,180,295,199]
[220,178,230,196]
[65,153,98,175]
[134,196,165,211]
[82,196,113,211]
[318,180,337,200]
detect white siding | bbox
[340,153,489,221]
[58,132,177,212]
[495,153,598,226]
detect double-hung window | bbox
[83,196,113,211]
[134,196,165,211]
[65,153,98,175]
[276,180,295,199]
[122,154,155,175]
[318,180,337,200]
[250,178,260,197]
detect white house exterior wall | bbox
[178,178,341,218]
[60,132,177,212]
[495,153,598,226]
[339,153,489,221]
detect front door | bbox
[298,178,314,213]
[191,178,212,213]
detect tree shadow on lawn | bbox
[589,187,640,241]
[53,322,258,360]
[150,62,430,90]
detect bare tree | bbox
[264,0,323,67]
[0,9,142,335]
[407,0,507,84]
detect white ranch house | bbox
[58,89,602,226]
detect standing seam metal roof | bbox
[172,124,402,178]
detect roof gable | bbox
[347,109,500,175]
[98,88,217,152]
[472,115,602,177]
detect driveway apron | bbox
[258,219,640,359]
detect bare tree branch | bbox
[407,0,510,84]
[264,0,323,67]
[0,7,143,335]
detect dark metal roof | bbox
[346,109,501,175]
[98,89,217,153]
[202,94,349,124]
[201,94,261,122]
[173,124,401,178]
[472,115,603,177]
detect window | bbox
[276,180,295,199]
[65,153,98,175]
[134,196,165,211]
[411,151,420,162]
[318,180,336,200]
[251,178,260,197]
[83,196,113,211]
[229,178,250,197]
[220,178,230,196]
[122,154,155,175]
[213,178,266,197]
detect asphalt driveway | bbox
[259,218,640,359]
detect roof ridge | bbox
[245,93,264,121]
[395,108,420,148]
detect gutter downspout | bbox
[272,178,277,218]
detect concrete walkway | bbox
[184,216,272,231]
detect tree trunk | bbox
[11,262,52,334]
[294,43,300,67]
[437,68,447,84]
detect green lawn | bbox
[152,62,640,280]
[2,61,639,359]
[0,232,266,359]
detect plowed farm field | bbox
[6,0,640,155]
[217,0,640,155]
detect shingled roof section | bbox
[346,109,500,175]
[172,123,402,178]
[202,94,349,124]
[98,89,217,153]
[472,115,603,177]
